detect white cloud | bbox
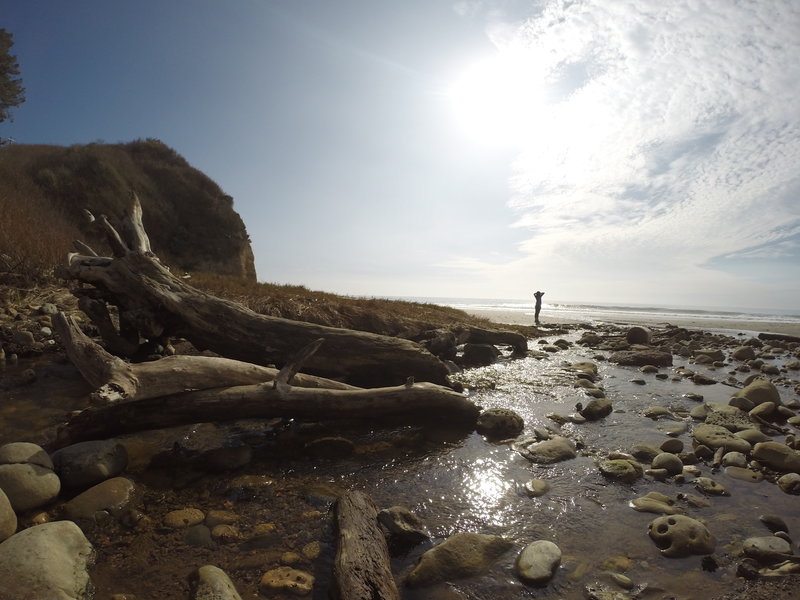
[449,0,800,307]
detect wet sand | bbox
[462,308,800,338]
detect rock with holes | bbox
[648,515,716,558]
[259,567,314,596]
[476,408,524,438]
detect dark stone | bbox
[460,343,500,368]
[608,350,673,367]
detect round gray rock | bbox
[0,488,16,542]
[62,477,137,521]
[515,540,561,585]
[742,536,792,564]
[651,453,683,476]
[51,439,128,490]
[0,521,95,600]
[193,565,243,600]
[0,463,61,512]
[0,442,53,469]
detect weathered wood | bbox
[65,196,450,388]
[333,490,399,600]
[52,379,478,448]
[53,312,357,404]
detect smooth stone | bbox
[732,378,782,406]
[599,459,643,483]
[651,453,683,476]
[406,532,512,587]
[259,566,314,596]
[523,479,550,497]
[729,396,755,411]
[645,468,669,481]
[677,492,712,508]
[210,524,240,543]
[0,521,95,600]
[734,429,771,444]
[742,536,792,564]
[691,373,718,385]
[0,442,54,469]
[196,445,253,471]
[51,439,128,490]
[694,477,729,496]
[660,422,687,438]
[580,398,613,421]
[721,452,748,468]
[62,477,137,521]
[193,565,243,600]
[476,408,525,438]
[164,508,206,529]
[0,462,61,512]
[516,436,576,464]
[724,466,764,483]
[184,525,215,548]
[378,506,429,545]
[515,540,562,585]
[205,510,240,528]
[630,444,661,462]
[732,346,756,361]
[752,442,800,473]
[749,402,776,420]
[630,493,683,515]
[777,473,800,494]
[626,326,652,345]
[692,424,751,453]
[648,515,716,557]
[608,350,672,367]
[640,365,659,374]
[0,488,16,542]
[694,349,725,362]
[759,514,789,534]
[643,406,672,419]
[660,439,684,454]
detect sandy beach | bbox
[463,307,800,338]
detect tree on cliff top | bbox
[0,28,25,124]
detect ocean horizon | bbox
[386,296,800,325]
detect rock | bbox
[660,439,684,454]
[759,514,789,534]
[732,346,756,361]
[0,441,53,468]
[626,326,651,345]
[259,566,314,596]
[0,462,61,512]
[62,477,137,522]
[732,378,782,406]
[734,429,771,444]
[476,408,524,438]
[648,515,716,557]
[193,565,243,600]
[523,479,550,497]
[205,510,240,528]
[643,406,672,419]
[0,521,95,600]
[51,439,128,490]
[693,477,729,496]
[460,343,500,367]
[703,404,752,432]
[724,466,764,483]
[184,525,215,548]
[406,532,512,587]
[515,436,576,464]
[742,536,793,564]
[378,506,429,546]
[0,488,16,542]
[164,508,206,529]
[580,398,613,421]
[691,373,717,385]
[515,540,561,585]
[631,492,683,515]
[651,453,683,476]
[599,459,643,483]
[777,473,800,494]
[721,452,747,468]
[608,350,673,367]
[196,445,253,471]
[752,442,800,473]
[630,444,661,462]
[692,423,751,453]
[694,349,725,362]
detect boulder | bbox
[406,532,512,587]
[476,408,524,438]
[732,346,756,361]
[0,463,61,512]
[193,565,243,600]
[752,442,800,473]
[51,439,128,490]
[626,326,652,345]
[648,515,716,557]
[732,378,782,407]
[460,343,500,367]
[580,398,613,421]
[0,521,95,600]
[62,477,137,522]
[515,540,561,585]
[742,536,793,564]
[608,350,673,367]
[651,453,683,476]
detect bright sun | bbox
[447,51,545,147]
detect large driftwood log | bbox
[332,490,399,600]
[53,312,356,404]
[65,194,450,388]
[52,378,478,448]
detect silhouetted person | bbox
[534,291,544,325]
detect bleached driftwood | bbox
[64,193,450,388]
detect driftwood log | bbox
[51,313,479,448]
[64,194,450,388]
[333,490,399,600]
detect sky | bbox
[1,0,799,311]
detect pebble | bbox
[599,459,643,483]
[259,567,314,596]
[523,479,550,497]
[515,436,577,464]
[515,540,562,585]
[184,525,215,548]
[630,492,683,515]
[164,508,206,529]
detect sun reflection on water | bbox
[460,456,515,528]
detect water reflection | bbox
[461,455,515,528]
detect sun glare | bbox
[447,51,545,147]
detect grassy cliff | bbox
[0,138,255,283]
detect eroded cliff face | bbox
[0,139,257,281]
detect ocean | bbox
[392,297,800,326]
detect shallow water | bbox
[1,328,799,599]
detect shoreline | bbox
[462,308,800,338]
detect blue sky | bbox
[2,0,798,310]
